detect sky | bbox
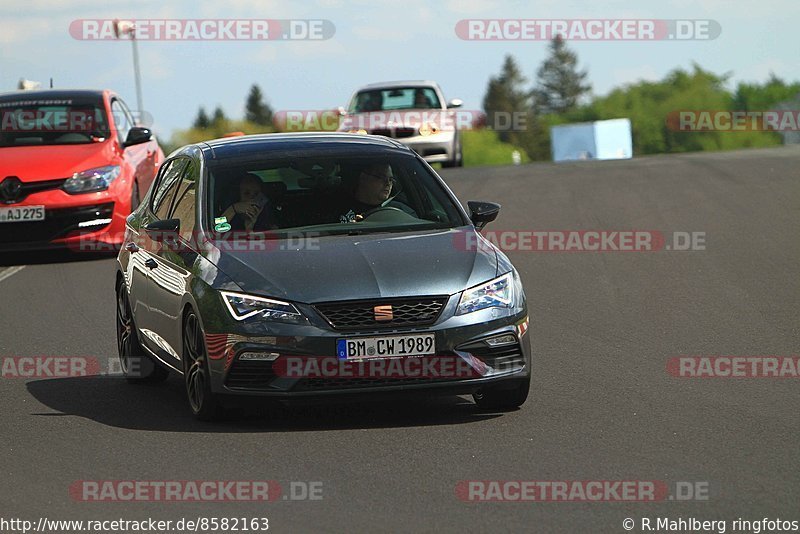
[1,0,797,139]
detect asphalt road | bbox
[1,146,798,533]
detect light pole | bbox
[113,19,143,114]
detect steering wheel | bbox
[361,206,406,219]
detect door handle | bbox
[125,242,139,253]
[144,258,158,270]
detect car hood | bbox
[211,227,498,303]
[0,141,117,181]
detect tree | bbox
[193,107,210,129]
[733,73,800,111]
[245,84,273,126]
[482,55,530,145]
[531,36,591,115]
[211,106,227,125]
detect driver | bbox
[337,163,394,223]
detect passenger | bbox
[413,88,433,109]
[362,92,384,112]
[220,173,276,232]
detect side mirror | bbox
[144,218,180,244]
[447,98,464,109]
[337,106,347,116]
[467,200,500,230]
[124,126,152,148]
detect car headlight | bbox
[457,272,515,315]
[221,291,304,323]
[63,165,121,194]
[418,123,439,136]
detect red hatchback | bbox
[0,89,164,251]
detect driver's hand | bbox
[244,204,260,220]
[235,202,259,220]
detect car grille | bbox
[0,202,114,245]
[0,177,67,205]
[370,127,417,139]
[313,297,447,331]
[225,359,277,389]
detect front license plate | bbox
[337,334,436,360]
[0,205,45,223]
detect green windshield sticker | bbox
[214,222,232,233]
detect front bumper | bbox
[205,299,530,399]
[400,131,457,163]
[339,129,457,164]
[0,189,129,252]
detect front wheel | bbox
[473,376,530,411]
[442,138,463,168]
[182,311,224,420]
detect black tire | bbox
[182,310,224,421]
[116,279,169,384]
[442,137,463,168]
[473,376,530,411]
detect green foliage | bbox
[579,64,783,154]
[167,119,274,154]
[460,129,530,167]
[245,84,273,126]
[211,106,226,124]
[482,55,793,161]
[482,55,530,146]
[531,36,591,115]
[733,74,800,111]
[192,107,210,129]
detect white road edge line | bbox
[0,265,25,284]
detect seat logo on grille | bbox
[0,176,23,202]
[373,305,393,322]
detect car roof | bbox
[198,132,414,160]
[357,80,441,90]
[0,89,109,102]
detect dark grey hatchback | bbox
[115,133,530,420]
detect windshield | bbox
[348,87,442,113]
[0,96,111,147]
[207,153,466,238]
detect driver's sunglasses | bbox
[363,172,396,185]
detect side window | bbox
[151,158,188,219]
[110,100,131,144]
[169,159,198,240]
[117,98,137,127]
